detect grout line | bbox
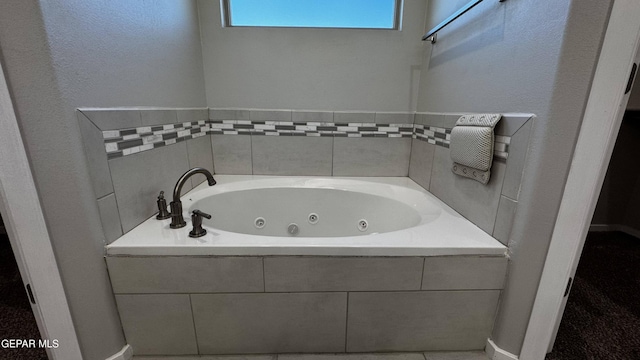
[427,140,437,191]
[109,254,504,259]
[78,110,103,132]
[210,132,216,174]
[102,260,129,342]
[503,118,534,202]
[490,144,512,237]
[186,136,196,190]
[262,257,266,292]
[420,257,426,290]
[500,115,532,138]
[96,192,115,201]
[331,136,335,176]
[111,289,503,296]
[344,292,349,353]
[490,199,503,238]
[188,294,201,355]
[250,134,254,175]
[171,109,178,125]
[407,134,415,178]
[105,160,124,241]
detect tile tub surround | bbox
[78,108,425,243]
[206,108,514,178]
[77,107,529,249]
[209,115,415,176]
[82,109,527,356]
[105,176,508,354]
[410,113,534,246]
[107,255,507,355]
[78,108,212,244]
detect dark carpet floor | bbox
[546,231,640,360]
[0,234,48,360]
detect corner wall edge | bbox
[105,344,133,360]
[486,338,519,360]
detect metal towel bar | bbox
[422,0,506,43]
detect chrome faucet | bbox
[169,167,216,229]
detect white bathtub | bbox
[106,175,506,256]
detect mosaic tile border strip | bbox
[413,124,510,160]
[102,120,511,160]
[103,120,209,159]
[413,124,451,147]
[494,135,510,160]
[209,120,415,138]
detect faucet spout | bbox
[172,167,216,202]
[169,167,216,229]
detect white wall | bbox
[424,0,474,33]
[40,0,206,107]
[198,0,426,111]
[0,1,206,359]
[417,0,613,355]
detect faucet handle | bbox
[192,210,212,220]
[156,191,171,220]
[189,209,211,238]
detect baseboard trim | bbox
[105,344,132,360]
[589,223,640,238]
[486,339,519,360]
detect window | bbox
[223,0,401,29]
